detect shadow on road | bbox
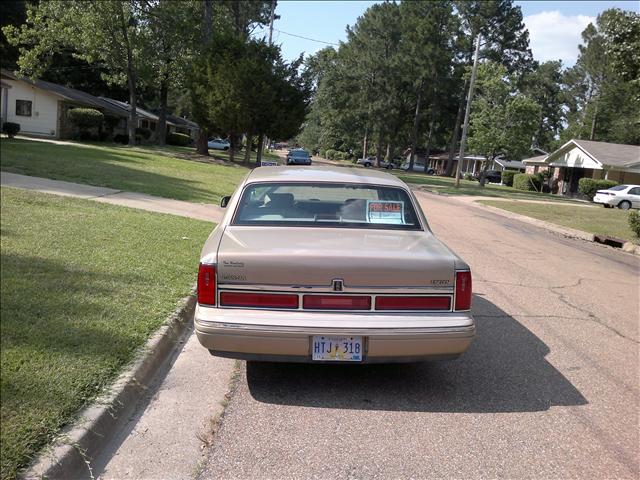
[246,295,587,413]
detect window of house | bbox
[141,120,149,129]
[16,100,32,116]
[149,121,156,131]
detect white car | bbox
[207,138,230,150]
[593,184,640,210]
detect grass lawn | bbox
[0,138,276,204]
[397,172,584,203]
[0,187,213,480]
[479,199,638,243]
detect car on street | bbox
[286,149,312,165]
[400,161,435,175]
[593,184,640,209]
[357,156,397,169]
[473,169,503,183]
[208,138,230,150]
[195,166,475,363]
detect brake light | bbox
[197,263,216,306]
[220,292,298,309]
[454,271,472,311]
[375,296,450,310]
[303,295,371,310]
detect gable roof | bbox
[571,139,640,169]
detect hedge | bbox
[2,122,20,138]
[135,127,152,140]
[501,170,517,187]
[578,178,618,199]
[325,149,336,160]
[513,173,542,191]
[629,210,640,238]
[67,108,103,130]
[167,132,191,146]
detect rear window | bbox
[609,185,628,191]
[233,182,422,230]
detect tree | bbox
[599,9,640,89]
[4,1,144,146]
[467,62,541,186]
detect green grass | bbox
[479,200,637,242]
[0,138,269,204]
[0,187,213,479]
[397,173,584,203]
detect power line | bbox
[274,29,338,46]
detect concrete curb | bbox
[22,294,197,480]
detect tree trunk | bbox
[256,133,264,166]
[157,75,168,146]
[375,130,383,168]
[423,110,436,175]
[243,131,252,165]
[196,130,209,155]
[203,0,213,42]
[119,6,137,147]
[445,85,467,176]
[408,86,423,172]
[229,132,236,163]
[362,127,368,160]
[589,97,599,141]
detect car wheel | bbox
[618,200,631,210]
[223,146,229,151]
[386,165,393,170]
[603,204,612,208]
[364,163,371,168]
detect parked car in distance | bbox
[401,162,435,175]
[286,149,312,165]
[195,166,475,364]
[208,138,230,150]
[357,156,396,169]
[593,184,640,209]
[473,170,503,184]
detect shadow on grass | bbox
[246,295,587,413]
[0,138,242,203]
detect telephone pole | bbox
[454,33,481,188]
[268,0,276,45]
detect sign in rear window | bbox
[367,200,404,224]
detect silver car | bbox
[593,184,640,209]
[195,166,474,363]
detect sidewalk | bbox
[1,172,224,223]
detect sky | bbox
[254,1,640,67]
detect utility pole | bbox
[268,0,276,45]
[454,33,481,188]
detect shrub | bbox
[628,210,640,238]
[67,108,104,130]
[135,127,152,140]
[513,173,542,191]
[464,173,474,181]
[166,132,192,146]
[335,151,347,160]
[114,134,129,144]
[2,122,20,138]
[325,149,336,160]
[501,170,517,187]
[578,178,618,200]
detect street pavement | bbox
[195,191,639,479]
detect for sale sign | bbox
[366,200,404,224]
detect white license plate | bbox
[311,335,363,362]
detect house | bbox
[0,69,198,141]
[523,139,640,195]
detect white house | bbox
[1,75,61,137]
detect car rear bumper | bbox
[593,194,616,205]
[194,305,475,363]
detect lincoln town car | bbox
[195,166,474,363]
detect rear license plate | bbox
[311,335,363,362]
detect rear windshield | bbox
[233,182,422,230]
[609,185,628,191]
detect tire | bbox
[223,146,229,151]
[603,204,612,208]
[386,165,393,170]
[364,162,371,168]
[618,200,631,210]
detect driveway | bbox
[194,191,638,479]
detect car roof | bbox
[246,166,409,188]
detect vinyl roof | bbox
[246,166,409,187]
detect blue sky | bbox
[255,1,639,67]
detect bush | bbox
[135,127,152,140]
[464,173,474,181]
[513,173,542,191]
[325,149,336,160]
[628,210,640,238]
[578,178,618,200]
[166,132,192,146]
[501,170,517,187]
[114,134,129,144]
[67,108,104,130]
[335,151,347,161]
[2,122,20,138]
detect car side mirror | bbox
[220,196,231,208]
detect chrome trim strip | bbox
[217,283,453,294]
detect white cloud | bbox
[524,11,595,66]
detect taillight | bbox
[454,270,472,311]
[303,295,371,310]
[197,263,216,306]
[220,292,298,309]
[375,296,450,311]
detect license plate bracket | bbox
[311,335,363,362]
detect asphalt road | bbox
[197,191,639,479]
